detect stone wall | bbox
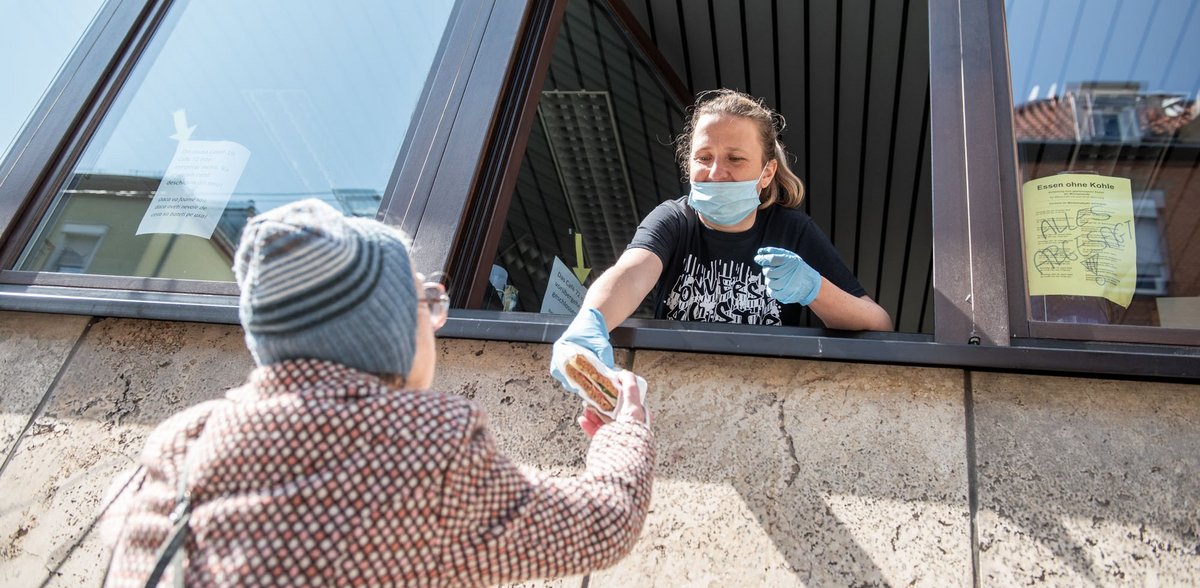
[0,311,1196,586]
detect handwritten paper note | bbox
[1022,174,1136,308]
[136,140,250,239]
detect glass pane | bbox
[17,0,456,282]
[0,0,107,162]
[482,0,686,317]
[1008,0,1200,330]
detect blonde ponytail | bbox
[761,140,804,208]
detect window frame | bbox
[0,0,1196,382]
[0,0,151,247]
[0,0,541,320]
[431,0,1196,381]
[984,0,1200,348]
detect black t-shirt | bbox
[627,196,866,326]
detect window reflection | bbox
[1008,0,1200,329]
[18,0,455,282]
[0,1,105,162]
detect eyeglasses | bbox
[420,281,450,330]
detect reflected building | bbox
[1012,82,1200,327]
[19,172,379,281]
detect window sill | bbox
[1,292,1195,382]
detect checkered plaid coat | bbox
[101,359,655,586]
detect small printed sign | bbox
[540,256,587,315]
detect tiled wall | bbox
[0,312,1196,586]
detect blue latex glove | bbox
[753,246,822,306]
[550,307,615,390]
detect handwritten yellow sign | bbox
[1022,174,1136,308]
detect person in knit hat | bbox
[101,199,654,587]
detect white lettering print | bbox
[665,254,781,325]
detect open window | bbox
[452,0,934,335]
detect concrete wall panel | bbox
[0,311,90,461]
[593,350,972,587]
[973,372,1200,586]
[1,312,1196,587]
[0,317,250,586]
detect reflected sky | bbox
[1007,0,1199,104]
[73,0,454,212]
[0,0,106,162]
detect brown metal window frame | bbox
[989,0,1200,348]
[426,0,1197,381]
[928,0,1198,371]
[0,0,539,323]
[0,0,1194,381]
[935,0,1200,349]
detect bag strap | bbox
[142,438,203,588]
[101,465,147,587]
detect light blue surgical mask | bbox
[687,167,767,226]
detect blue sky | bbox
[1006,0,1200,104]
[4,0,454,210]
[0,1,105,161]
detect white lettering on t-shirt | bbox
[664,254,781,325]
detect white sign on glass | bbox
[137,110,250,239]
[540,256,587,315]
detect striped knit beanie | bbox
[233,199,418,376]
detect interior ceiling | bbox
[620,0,934,333]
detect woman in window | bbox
[552,90,891,383]
[102,199,653,587]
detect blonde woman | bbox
[552,89,891,386]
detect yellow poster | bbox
[1021,174,1136,308]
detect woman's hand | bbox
[577,370,648,437]
[550,308,614,394]
[753,246,822,305]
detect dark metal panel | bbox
[605,0,691,105]
[930,0,1014,346]
[929,0,974,344]
[1029,321,1200,347]
[402,0,539,273]
[433,0,567,307]
[957,0,1012,345]
[743,0,777,105]
[645,0,689,90]
[989,0,1031,339]
[622,0,650,29]
[380,0,500,237]
[0,283,239,324]
[680,0,718,92]
[3,283,1194,380]
[833,0,873,263]
[805,0,838,240]
[854,0,905,297]
[898,115,934,332]
[876,0,929,327]
[711,0,747,91]
[775,1,806,181]
[0,269,238,296]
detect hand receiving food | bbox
[577,369,648,437]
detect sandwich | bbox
[563,353,618,413]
